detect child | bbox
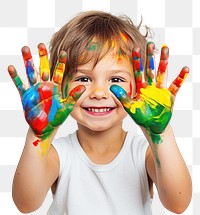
[8,11,192,215]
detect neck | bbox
[77,123,126,154]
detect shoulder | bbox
[128,132,149,157]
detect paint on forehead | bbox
[87,40,101,51]
[120,32,129,43]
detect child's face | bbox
[69,49,135,132]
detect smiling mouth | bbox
[83,107,115,113]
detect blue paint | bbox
[110,85,127,99]
[150,56,154,70]
[22,86,40,111]
[140,58,143,71]
[27,61,35,85]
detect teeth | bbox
[87,108,112,113]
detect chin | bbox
[78,120,124,133]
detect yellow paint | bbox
[36,139,50,158]
[181,72,188,84]
[162,44,167,48]
[130,100,145,114]
[40,55,50,80]
[140,83,171,108]
[156,73,165,85]
[120,32,129,43]
[130,83,172,114]
[53,63,65,84]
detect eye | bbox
[75,76,92,82]
[109,77,125,83]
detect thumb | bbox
[62,85,86,110]
[110,85,133,109]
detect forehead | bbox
[79,34,132,66]
[77,49,133,74]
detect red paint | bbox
[134,61,140,71]
[33,139,40,146]
[132,50,141,59]
[179,69,189,79]
[22,47,32,61]
[38,85,53,119]
[38,44,48,56]
[173,77,183,88]
[30,110,48,135]
[136,82,144,94]
[127,82,133,97]
[58,51,67,63]
[158,61,167,73]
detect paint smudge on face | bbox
[120,32,129,43]
[87,40,101,51]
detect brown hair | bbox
[49,11,148,92]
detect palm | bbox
[8,44,85,140]
[128,83,172,134]
[111,42,189,143]
[22,82,69,139]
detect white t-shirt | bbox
[47,131,152,215]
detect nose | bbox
[89,84,109,100]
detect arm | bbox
[8,44,85,213]
[110,43,192,213]
[12,128,59,213]
[145,125,192,213]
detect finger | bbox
[145,42,155,84]
[156,45,169,88]
[38,43,50,81]
[7,65,27,96]
[61,85,86,108]
[21,46,38,86]
[168,66,189,96]
[52,51,67,85]
[110,85,133,109]
[132,48,144,94]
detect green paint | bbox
[111,84,173,145]
[87,41,100,51]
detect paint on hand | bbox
[9,45,86,156]
[111,43,189,146]
[146,42,155,85]
[110,84,172,144]
[169,67,189,96]
[52,51,67,85]
[38,44,50,81]
[22,47,37,85]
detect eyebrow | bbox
[76,69,131,76]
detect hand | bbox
[110,42,189,144]
[8,44,85,152]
